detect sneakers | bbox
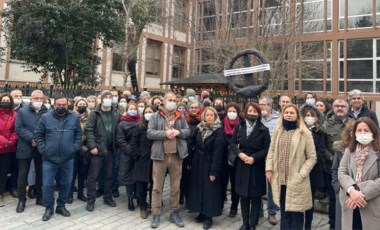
[268,214,278,225]
[151,215,160,228]
[170,211,185,227]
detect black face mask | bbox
[203,101,211,107]
[215,105,223,112]
[55,106,68,116]
[283,120,298,131]
[0,102,12,109]
[77,106,87,114]
[246,115,258,123]
[68,104,74,111]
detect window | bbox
[112,53,124,72]
[296,0,332,33]
[145,40,162,78]
[339,0,373,30]
[172,46,185,78]
[199,0,222,40]
[259,0,283,36]
[227,0,249,37]
[377,0,380,26]
[173,0,187,32]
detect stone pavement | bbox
[0,178,330,230]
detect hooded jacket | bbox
[0,108,18,154]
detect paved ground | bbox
[0,178,330,230]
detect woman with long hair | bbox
[266,104,317,230]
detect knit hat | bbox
[128,95,138,103]
[201,90,209,101]
[177,102,187,110]
[100,90,112,101]
[186,88,195,97]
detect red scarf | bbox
[223,116,240,136]
[186,111,201,125]
[121,113,140,123]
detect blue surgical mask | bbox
[128,110,137,116]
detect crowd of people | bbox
[0,87,380,230]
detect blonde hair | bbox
[277,104,309,133]
[201,106,219,122]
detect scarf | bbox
[223,116,240,135]
[198,119,222,142]
[121,113,140,123]
[186,111,201,126]
[355,144,372,183]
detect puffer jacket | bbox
[34,110,82,163]
[147,110,190,160]
[0,108,18,153]
[266,125,317,212]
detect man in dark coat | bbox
[347,89,379,127]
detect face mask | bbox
[118,102,127,108]
[55,106,68,116]
[215,105,223,112]
[356,133,374,145]
[127,110,137,116]
[112,97,118,104]
[227,112,237,120]
[32,101,43,110]
[144,113,153,121]
[178,109,186,115]
[88,103,95,109]
[68,104,74,111]
[188,96,195,102]
[166,101,177,111]
[102,98,112,107]
[306,98,316,106]
[203,101,211,107]
[44,104,51,109]
[246,115,258,123]
[138,107,144,114]
[0,102,11,108]
[13,99,22,106]
[304,117,316,126]
[261,110,268,117]
[77,106,87,114]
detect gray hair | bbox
[259,97,273,106]
[163,92,176,100]
[332,99,349,107]
[31,90,44,97]
[348,89,363,100]
[140,91,151,98]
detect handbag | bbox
[227,125,241,167]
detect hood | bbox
[333,140,346,152]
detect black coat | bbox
[131,126,152,183]
[230,120,270,198]
[309,127,326,189]
[186,127,225,217]
[117,121,137,186]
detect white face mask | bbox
[261,110,268,117]
[44,104,51,109]
[227,112,238,120]
[166,101,177,111]
[356,133,374,145]
[112,97,118,104]
[138,107,144,114]
[13,98,22,106]
[32,101,43,110]
[188,96,195,102]
[306,98,316,106]
[304,117,316,126]
[102,98,112,107]
[144,113,153,121]
[118,102,127,108]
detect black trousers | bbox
[304,186,316,230]
[240,196,262,228]
[352,208,362,230]
[87,153,113,200]
[136,181,153,210]
[10,153,18,189]
[280,185,304,230]
[0,153,13,195]
[17,157,43,201]
[70,152,89,195]
[179,161,190,201]
[221,164,240,210]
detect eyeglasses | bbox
[189,107,199,109]
[334,105,347,108]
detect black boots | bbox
[16,200,26,213]
[128,197,135,211]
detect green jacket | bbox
[86,106,121,155]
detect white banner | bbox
[224,64,270,77]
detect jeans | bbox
[241,196,262,228]
[42,159,74,211]
[17,156,43,201]
[87,153,113,201]
[0,153,13,195]
[70,152,89,195]
[280,185,304,230]
[27,160,36,186]
[151,152,182,215]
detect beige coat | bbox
[338,148,380,230]
[265,126,317,212]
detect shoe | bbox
[67,194,73,204]
[55,207,71,217]
[268,214,278,225]
[112,189,120,198]
[96,189,103,198]
[169,211,184,227]
[140,210,148,219]
[86,199,95,211]
[194,213,206,223]
[0,196,4,207]
[104,198,117,207]
[28,186,36,199]
[259,210,264,217]
[239,225,250,230]
[42,210,53,221]
[16,200,25,213]
[151,215,160,228]
[128,197,135,211]
[36,198,44,206]
[179,194,184,205]
[229,209,237,217]
[78,193,87,202]
[203,217,213,229]
[250,227,256,230]
[11,188,18,198]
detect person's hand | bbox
[31,140,37,147]
[238,152,248,161]
[244,157,254,165]
[266,171,273,183]
[210,175,215,182]
[166,130,176,139]
[345,197,358,209]
[172,129,180,137]
[90,148,98,155]
[348,189,366,208]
